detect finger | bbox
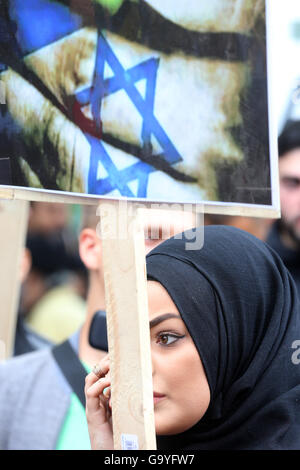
[87,376,111,398]
[85,376,111,414]
[103,386,111,399]
[85,370,101,389]
[92,356,110,378]
[92,363,108,379]
[103,386,112,411]
[84,365,109,390]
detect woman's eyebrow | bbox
[149,313,181,329]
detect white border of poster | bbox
[0,0,280,217]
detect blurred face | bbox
[143,209,196,255]
[29,202,68,234]
[279,149,300,246]
[148,280,210,435]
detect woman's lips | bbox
[153,392,166,404]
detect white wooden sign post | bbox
[99,201,156,450]
[0,199,29,359]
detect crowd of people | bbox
[0,122,300,450]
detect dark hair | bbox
[278,120,300,157]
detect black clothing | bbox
[146,225,300,450]
[266,220,300,295]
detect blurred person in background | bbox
[266,120,300,295]
[20,202,88,346]
[0,204,198,450]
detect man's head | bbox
[78,204,199,311]
[278,121,300,248]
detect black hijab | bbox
[146,225,300,450]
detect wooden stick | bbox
[99,200,156,450]
[0,199,29,359]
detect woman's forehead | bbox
[147,280,180,317]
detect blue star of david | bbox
[75,32,183,197]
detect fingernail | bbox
[93,363,105,378]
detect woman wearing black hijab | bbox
[85,225,300,450]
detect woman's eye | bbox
[156,333,184,346]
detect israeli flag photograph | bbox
[0,0,279,215]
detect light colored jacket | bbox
[0,335,79,450]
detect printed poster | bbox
[0,0,277,212]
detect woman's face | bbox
[148,280,210,435]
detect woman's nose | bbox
[151,350,157,376]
